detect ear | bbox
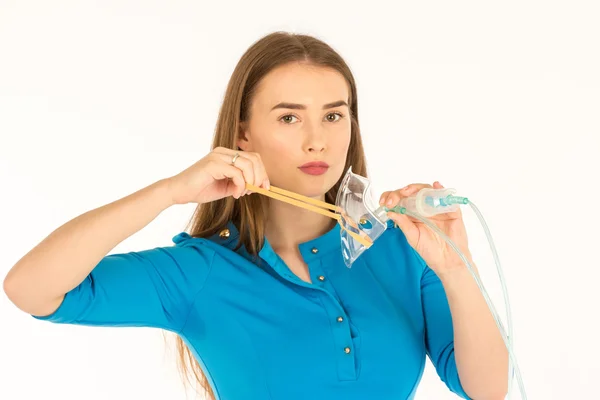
[237,121,251,151]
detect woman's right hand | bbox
[166,147,270,205]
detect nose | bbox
[304,124,326,153]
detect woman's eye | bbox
[280,114,298,124]
[326,112,344,122]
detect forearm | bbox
[3,178,175,315]
[438,263,509,400]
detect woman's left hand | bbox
[380,181,472,276]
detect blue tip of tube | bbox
[383,206,407,214]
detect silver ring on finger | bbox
[231,152,240,165]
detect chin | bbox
[294,179,336,199]
[272,169,339,198]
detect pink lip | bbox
[298,161,329,176]
[299,161,329,168]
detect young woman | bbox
[4,32,508,400]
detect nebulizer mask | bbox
[334,166,527,400]
[335,166,466,267]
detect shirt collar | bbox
[201,220,342,262]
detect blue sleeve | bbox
[32,232,215,333]
[416,250,472,400]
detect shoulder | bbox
[169,223,246,266]
[169,231,217,262]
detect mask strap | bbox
[245,183,372,248]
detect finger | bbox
[386,190,403,208]
[245,152,270,190]
[386,186,424,208]
[214,152,255,195]
[387,211,418,247]
[388,183,434,207]
[383,184,430,208]
[386,192,421,223]
[233,155,256,194]
[379,191,392,207]
[213,148,269,192]
[401,183,432,196]
[387,184,433,222]
[381,187,415,208]
[212,147,252,191]
[220,164,246,199]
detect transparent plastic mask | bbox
[335,167,388,267]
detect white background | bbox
[1,1,598,399]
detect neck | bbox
[264,196,335,253]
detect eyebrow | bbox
[270,100,348,111]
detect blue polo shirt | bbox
[33,220,471,400]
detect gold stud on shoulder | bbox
[218,228,230,238]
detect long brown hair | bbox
[175,31,367,400]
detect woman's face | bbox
[237,62,352,198]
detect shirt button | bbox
[337,316,344,323]
[311,247,319,254]
[344,347,351,354]
[318,275,325,281]
[218,228,230,238]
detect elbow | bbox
[482,392,508,400]
[464,385,508,400]
[3,268,32,313]
[490,383,509,400]
[3,269,19,306]
[460,370,508,400]
[3,267,59,317]
[485,392,508,400]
